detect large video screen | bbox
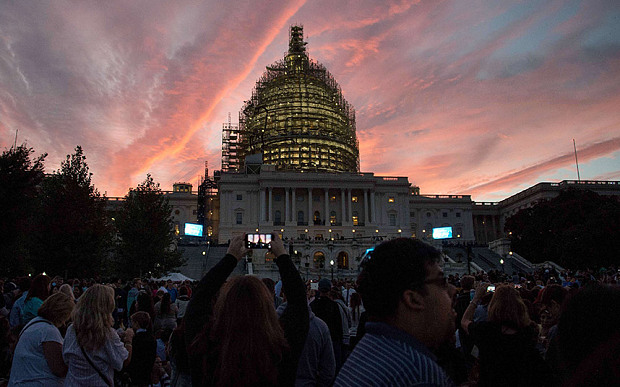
[184,223,203,237]
[432,226,453,240]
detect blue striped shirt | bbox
[334,322,454,387]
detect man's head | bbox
[318,278,332,295]
[357,238,456,349]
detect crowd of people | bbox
[1,235,619,386]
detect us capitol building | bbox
[122,26,620,280]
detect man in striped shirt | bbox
[334,238,456,387]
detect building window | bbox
[274,210,282,224]
[456,212,461,218]
[274,194,282,202]
[426,212,432,218]
[192,209,197,215]
[330,195,336,202]
[313,211,321,224]
[330,211,337,225]
[443,212,448,218]
[352,196,358,203]
[236,194,243,201]
[313,195,320,202]
[389,213,397,226]
[236,212,243,225]
[174,224,180,235]
[297,195,304,202]
[388,197,395,203]
[207,226,213,237]
[297,211,304,223]
[174,209,180,215]
[352,211,359,226]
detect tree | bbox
[114,174,185,278]
[505,188,620,269]
[31,146,112,277]
[0,145,46,276]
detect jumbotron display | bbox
[237,25,360,173]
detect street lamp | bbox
[499,258,505,273]
[330,259,335,281]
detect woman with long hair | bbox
[62,284,134,386]
[462,284,549,386]
[22,274,51,325]
[9,292,74,386]
[154,292,178,332]
[185,234,309,386]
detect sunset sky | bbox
[1,0,619,201]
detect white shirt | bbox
[9,317,64,386]
[62,324,128,386]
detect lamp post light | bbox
[500,258,505,273]
[330,259,335,281]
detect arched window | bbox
[274,210,282,224]
[352,211,359,226]
[313,251,325,269]
[337,251,349,269]
[314,211,321,224]
[297,211,305,224]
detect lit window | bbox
[330,211,337,225]
[352,196,358,203]
[388,197,395,203]
[207,226,213,237]
[330,195,336,202]
[174,224,180,235]
[352,216,359,226]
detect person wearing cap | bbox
[310,278,343,370]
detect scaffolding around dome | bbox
[227,25,360,174]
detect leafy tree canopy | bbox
[31,146,112,277]
[505,188,620,269]
[114,174,185,278]
[0,145,46,276]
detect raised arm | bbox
[271,236,310,363]
[184,235,247,344]
[461,282,489,335]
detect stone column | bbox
[364,189,369,224]
[259,189,266,222]
[285,188,290,222]
[340,189,346,225]
[292,189,296,224]
[347,189,352,224]
[308,188,312,224]
[324,189,329,225]
[371,191,376,225]
[268,187,273,223]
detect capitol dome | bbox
[238,25,360,173]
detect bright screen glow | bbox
[432,227,453,239]
[184,223,203,237]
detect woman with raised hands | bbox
[185,234,309,386]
